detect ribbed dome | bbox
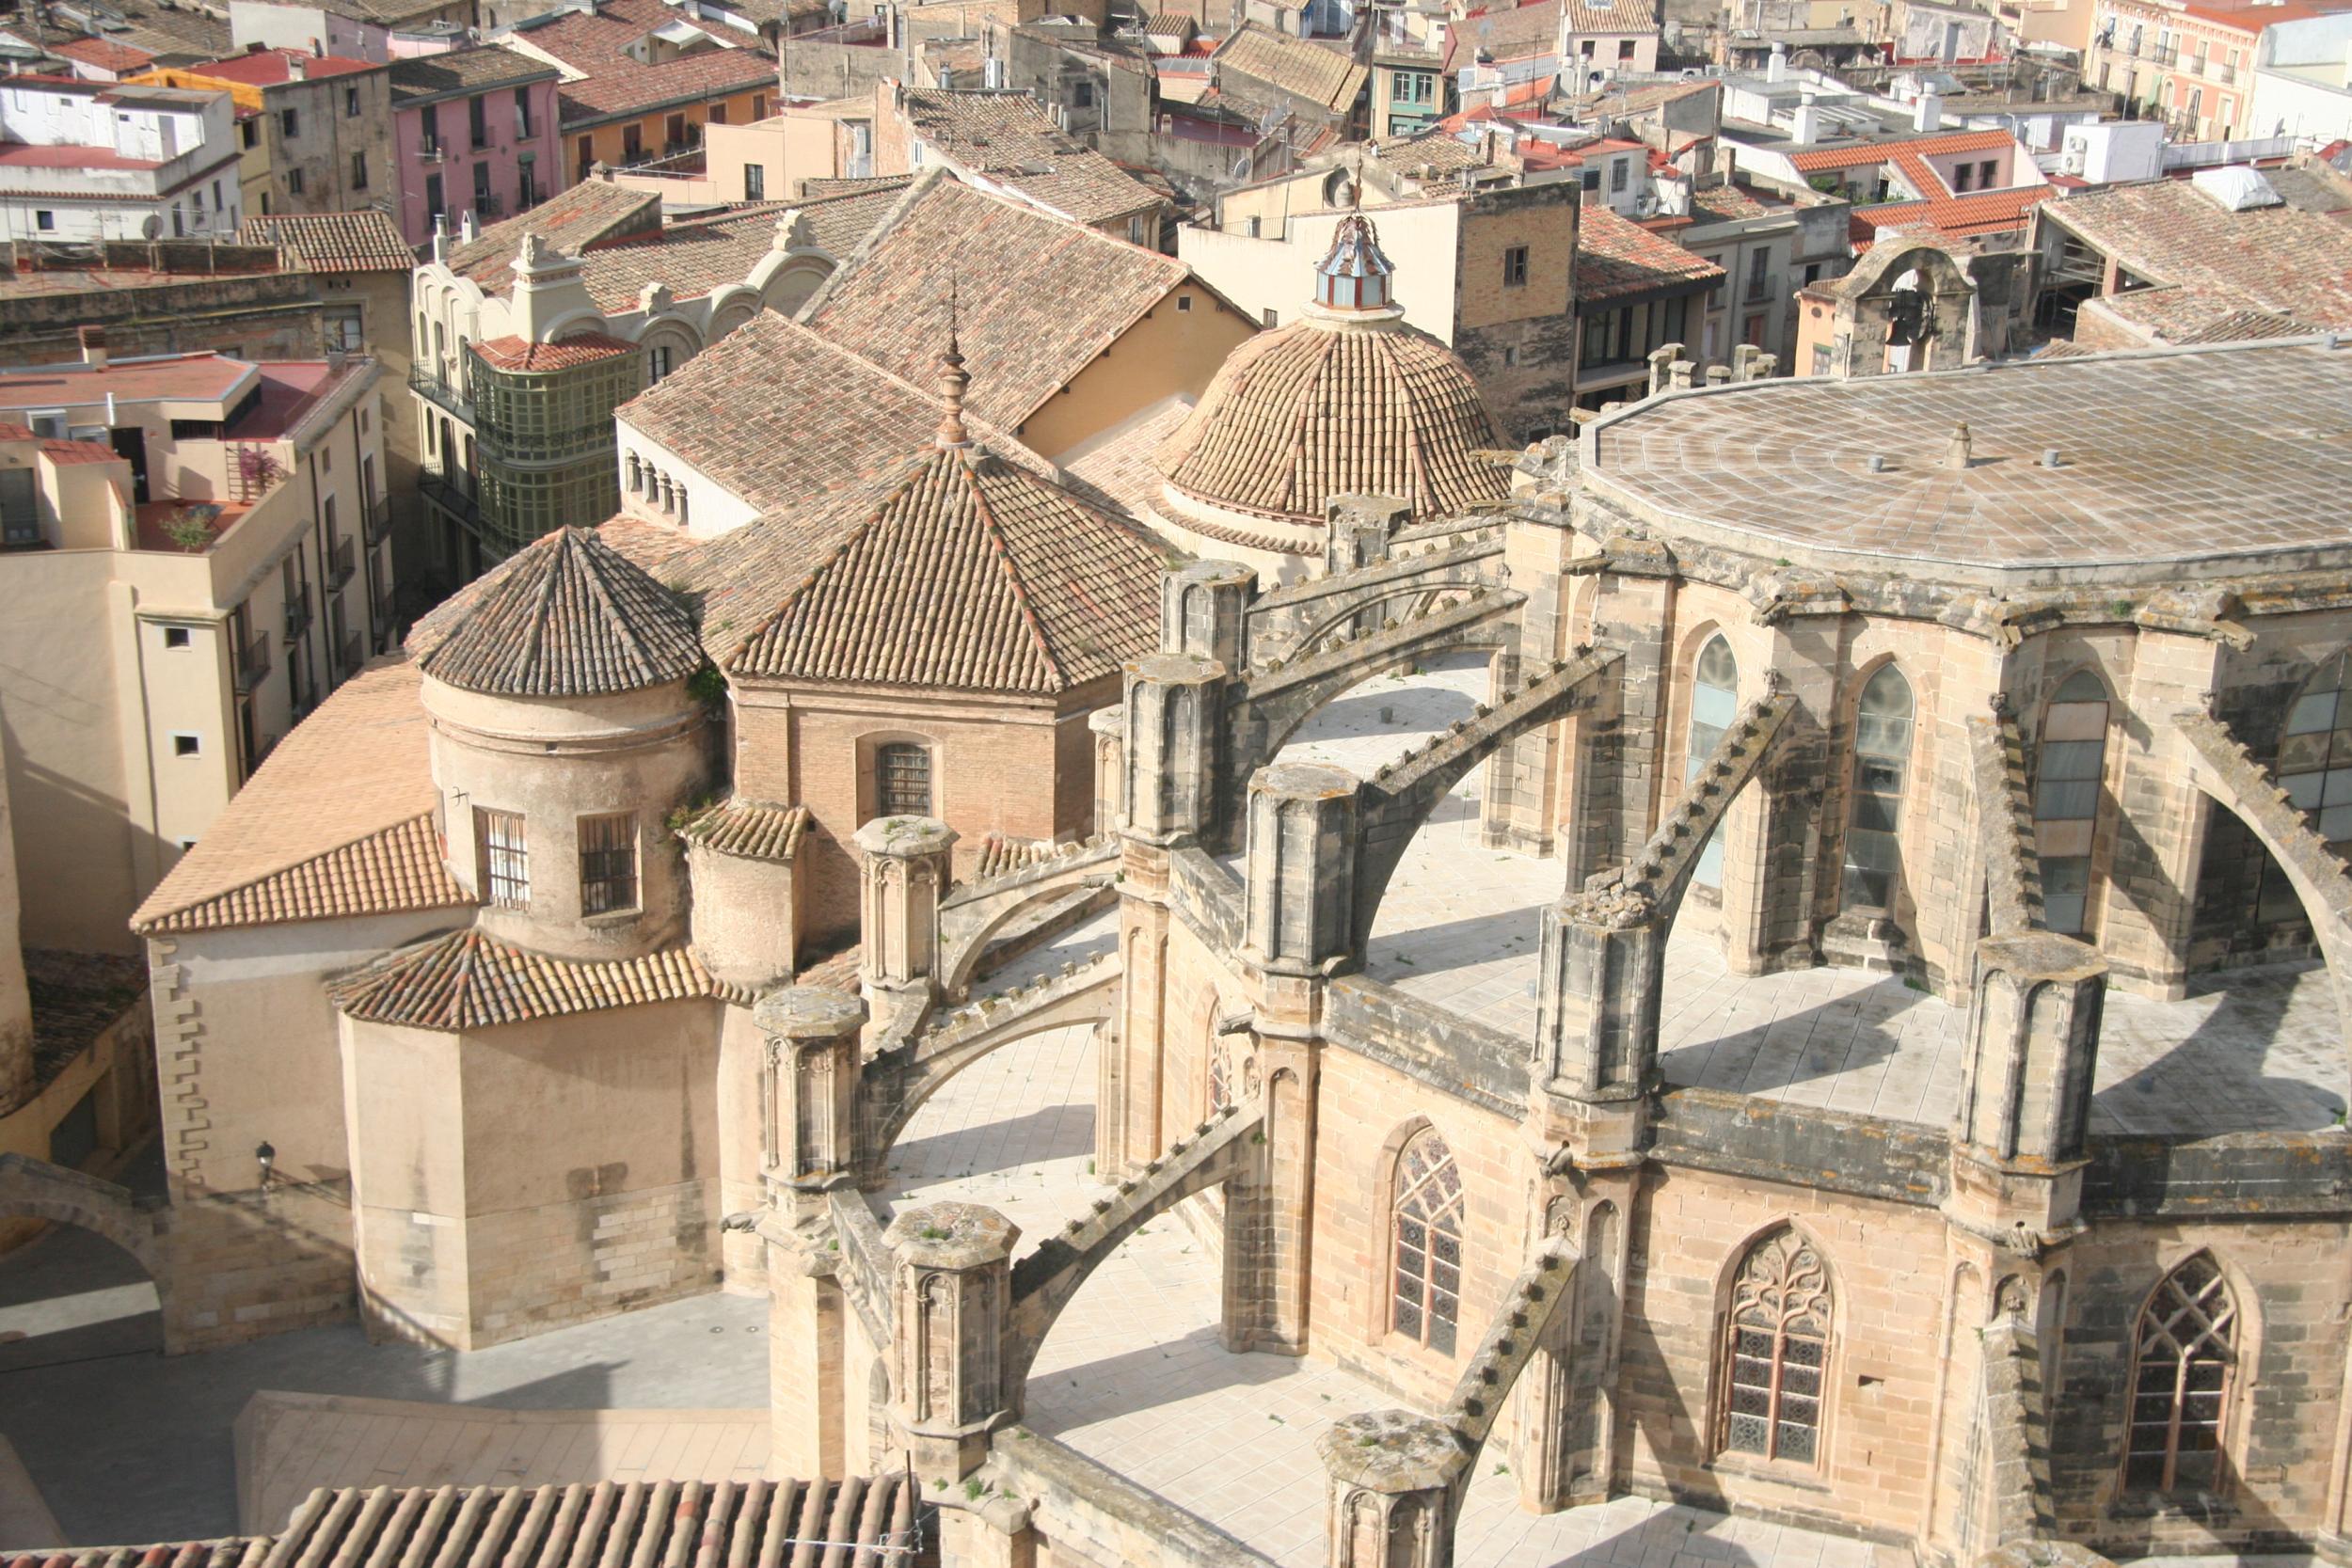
[1155,215,1509,526]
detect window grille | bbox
[477,808,529,909]
[877,742,931,817]
[579,813,638,914]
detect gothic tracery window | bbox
[2126,1252,2239,1496]
[1719,1227,1832,1465]
[1688,635,1739,890]
[1390,1128,1463,1354]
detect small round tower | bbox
[418,526,709,960]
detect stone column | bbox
[853,815,956,1038]
[1122,653,1226,847]
[884,1202,1019,1482]
[1321,1411,1467,1568]
[2106,629,2227,999]
[1089,706,1124,838]
[1527,889,1661,1168]
[755,987,866,1201]
[766,1228,849,1481]
[1570,545,1676,887]
[1950,931,2105,1236]
[1243,762,1359,976]
[1515,1176,1634,1511]
[1739,610,1840,976]
[1326,495,1410,576]
[1162,559,1256,668]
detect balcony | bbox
[420,135,446,161]
[419,467,479,524]
[336,629,365,680]
[2150,43,2176,65]
[474,193,505,219]
[363,492,391,546]
[233,630,272,693]
[372,581,395,638]
[407,364,472,421]
[326,533,356,591]
[2216,62,2235,83]
[284,585,312,645]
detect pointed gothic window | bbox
[2126,1252,2238,1496]
[1689,636,1739,889]
[2036,670,2110,935]
[1390,1128,1463,1354]
[1718,1228,1833,1465]
[1840,665,1915,912]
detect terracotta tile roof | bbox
[252,1479,924,1560]
[333,927,737,1028]
[421,525,706,696]
[515,0,775,125]
[896,88,1164,225]
[239,210,415,272]
[25,948,148,1081]
[1787,127,2015,172]
[1575,203,1723,301]
[1215,22,1367,112]
[2088,285,2317,344]
[190,47,379,83]
[573,182,905,310]
[1690,181,1772,221]
[408,516,697,659]
[0,422,35,441]
[469,331,638,371]
[1157,315,1511,524]
[444,180,665,289]
[802,173,1191,430]
[1443,0,1562,69]
[678,798,810,859]
[132,661,453,935]
[619,309,1048,543]
[727,441,1168,691]
[52,36,157,71]
[1852,183,2050,241]
[1060,396,1193,518]
[388,43,559,105]
[2,1544,270,1568]
[2039,178,2352,331]
[1564,0,1657,30]
[40,437,120,464]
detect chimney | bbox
[311,36,326,55]
[1914,89,1942,131]
[1943,421,1973,468]
[461,209,479,242]
[1766,40,1787,82]
[79,325,107,370]
[289,52,309,78]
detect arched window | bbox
[1207,1039,1231,1111]
[1390,1128,1463,1354]
[2126,1252,2238,1496]
[1840,665,1914,912]
[2279,652,2352,851]
[1688,636,1739,889]
[1719,1227,1832,1465]
[876,741,931,817]
[2035,670,2110,936]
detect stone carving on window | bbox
[1390,1128,1464,1354]
[1718,1227,1832,1465]
[2125,1251,2237,1497]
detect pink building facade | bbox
[389,45,564,246]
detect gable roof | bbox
[388,43,559,107]
[1215,22,1367,112]
[1565,0,1657,31]
[725,440,1167,692]
[894,87,1165,226]
[1787,126,2016,172]
[801,172,1193,430]
[333,927,739,1027]
[2038,178,2352,330]
[1851,182,2051,243]
[1575,204,1723,301]
[443,179,664,289]
[506,0,774,125]
[240,210,415,272]
[419,526,707,697]
[571,180,908,311]
[132,660,468,936]
[1443,1,1562,69]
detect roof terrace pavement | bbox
[1275,654,2344,1138]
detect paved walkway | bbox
[1285,655,2346,1137]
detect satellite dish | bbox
[140,214,163,239]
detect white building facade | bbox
[0,78,244,242]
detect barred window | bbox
[1719,1227,1832,1465]
[1390,1129,1464,1354]
[579,813,638,914]
[877,742,931,817]
[476,808,529,909]
[2126,1252,2237,1496]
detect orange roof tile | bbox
[331,928,738,1029]
[1787,127,2015,172]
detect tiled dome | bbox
[1154,214,1511,526]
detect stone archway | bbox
[0,1152,177,1354]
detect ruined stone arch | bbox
[0,1154,176,1348]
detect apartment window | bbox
[516,87,534,139]
[163,626,193,649]
[518,154,540,208]
[1502,244,1529,287]
[876,741,931,816]
[578,813,639,914]
[1582,167,1601,193]
[1617,36,1635,59]
[34,210,54,231]
[212,179,224,210]
[1177,293,1193,312]
[579,134,595,182]
[1611,156,1629,192]
[476,807,529,908]
[279,107,298,138]
[351,150,368,189]
[170,733,201,757]
[743,164,765,200]
[1952,161,1975,192]
[241,119,259,149]
[1073,80,1095,108]
[663,113,687,149]
[472,162,492,213]
[470,94,490,150]
[648,344,675,382]
[288,166,306,197]
[623,124,644,162]
[0,468,34,547]
[1978,158,1998,188]
[1263,307,1278,327]
[1812,344,1832,375]
[708,102,726,125]
[344,85,361,117]
[426,173,445,221]
[753,93,767,119]
[326,305,363,353]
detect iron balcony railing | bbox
[363,492,390,546]
[419,467,479,523]
[284,584,312,645]
[337,629,365,679]
[407,364,473,421]
[234,629,272,692]
[420,135,445,160]
[326,533,356,591]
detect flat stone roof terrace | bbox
[1581,340,2352,584]
[1283,655,2347,1138]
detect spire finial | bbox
[936,284,970,450]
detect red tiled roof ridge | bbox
[1787,126,2016,171]
[961,447,1071,689]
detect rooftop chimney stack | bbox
[1944,421,1974,469]
[1914,89,1943,131]
[79,325,106,371]
[1767,40,1787,82]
